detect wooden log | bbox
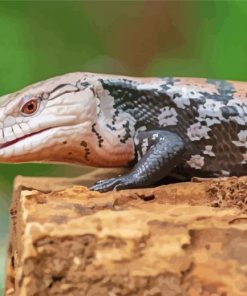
[5,171,247,296]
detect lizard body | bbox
[0,72,246,192]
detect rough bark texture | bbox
[4,170,247,296]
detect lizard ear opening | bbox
[21,98,40,116]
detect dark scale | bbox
[85,148,90,161]
[80,140,87,147]
[119,121,132,144]
[221,106,239,119]
[80,140,90,161]
[106,124,116,131]
[91,123,104,147]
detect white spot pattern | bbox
[167,85,204,108]
[232,130,247,148]
[221,170,230,176]
[187,154,205,169]
[227,99,247,125]
[198,99,224,119]
[187,122,211,141]
[141,138,149,155]
[203,145,216,157]
[241,153,247,164]
[158,107,178,126]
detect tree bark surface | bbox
[4,170,247,296]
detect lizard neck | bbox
[81,84,136,167]
[81,121,135,168]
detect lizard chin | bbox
[0,128,51,150]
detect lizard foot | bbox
[91,131,185,192]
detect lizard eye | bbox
[21,99,39,115]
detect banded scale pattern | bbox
[99,77,247,178]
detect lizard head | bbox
[0,72,101,164]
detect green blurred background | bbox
[0,0,247,292]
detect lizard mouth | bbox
[0,128,51,149]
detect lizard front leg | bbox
[90,130,186,192]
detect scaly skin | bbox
[0,72,246,192]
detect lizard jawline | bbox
[0,128,51,150]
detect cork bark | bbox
[5,170,247,296]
